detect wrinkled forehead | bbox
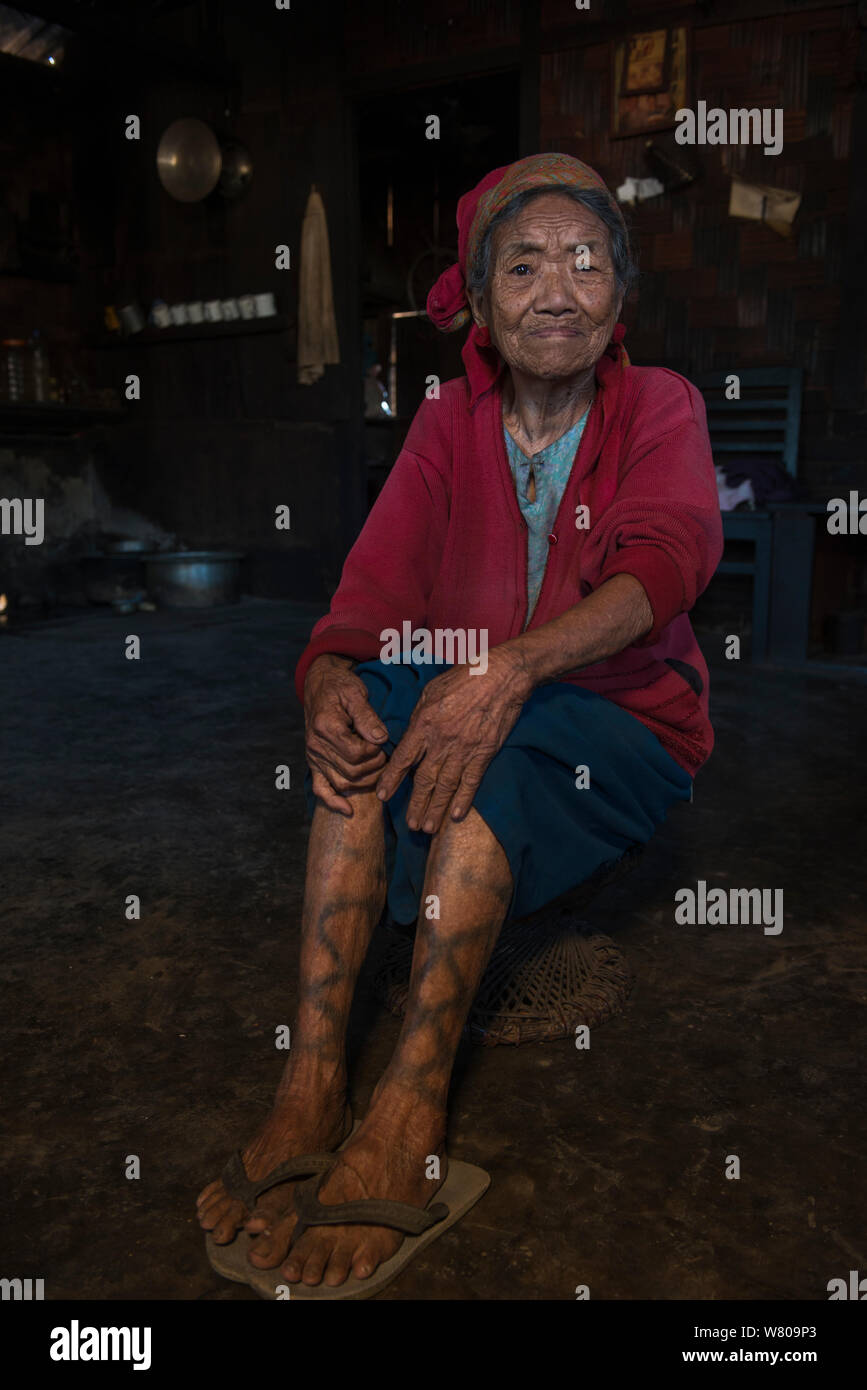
[490,192,613,263]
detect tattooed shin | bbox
[377,810,513,1112]
[285,793,387,1083]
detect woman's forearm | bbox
[503,573,654,691]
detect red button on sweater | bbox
[295,340,724,776]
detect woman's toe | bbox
[200,1190,236,1223]
[196,1180,223,1208]
[244,1188,291,1234]
[352,1243,378,1279]
[281,1236,309,1283]
[300,1256,326,1284]
[244,1198,275,1234]
[196,1196,222,1228]
[322,1241,354,1287]
[300,1239,330,1285]
[354,1232,398,1279]
[210,1204,245,1244]
[247,1217,294,1268]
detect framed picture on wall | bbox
[612,26,689,138]
[622,30,669,95]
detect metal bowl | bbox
[156,118,222,203]
[145,550,244,608]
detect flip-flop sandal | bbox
[205,1117,359,1287]
[230,1156,491,1301]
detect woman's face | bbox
[469,191,624,382]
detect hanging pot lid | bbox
[156,118,222,203]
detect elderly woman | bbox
[198,153,723,1296]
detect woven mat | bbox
[372,902,633,1046]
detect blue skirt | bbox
[303,658,692,925]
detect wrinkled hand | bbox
[304,653,389,816]
[375,646,533,835]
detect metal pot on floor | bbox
[145,551,244,608]
[82,537,151,606]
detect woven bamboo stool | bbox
[372,848,641,1046]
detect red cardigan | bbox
[295,340,724,775]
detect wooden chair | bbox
[697,367,803,663]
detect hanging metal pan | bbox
[217,139,253,200]
[156,118,222,203]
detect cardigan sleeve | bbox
[581,378,724,647]
[293,402,451,701]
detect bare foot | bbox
[196,1065,349,1269]
[281,1090,446,1288]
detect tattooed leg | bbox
[282,807,512,1288]
[196,789,387,1267]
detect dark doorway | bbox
[355,70,521,505]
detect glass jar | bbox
[31,331,49,402]
[1,339,34,403]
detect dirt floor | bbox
[3,597,865,1300]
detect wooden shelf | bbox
[85,315,291,348]
[0,402,125,438]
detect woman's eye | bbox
[509,263,532,275]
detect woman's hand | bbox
[375,645,534,835]
[303,654,389,816]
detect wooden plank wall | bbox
[537,3,861,486]
[345,0,523,64]
[345,0,861,489]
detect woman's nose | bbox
[532,262,579,311]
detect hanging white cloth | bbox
[715,465,756,512]
[297,185,341,385]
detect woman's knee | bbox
[312,785,385,839]
[430,806,509,872]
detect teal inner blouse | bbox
[503,406,590,629]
